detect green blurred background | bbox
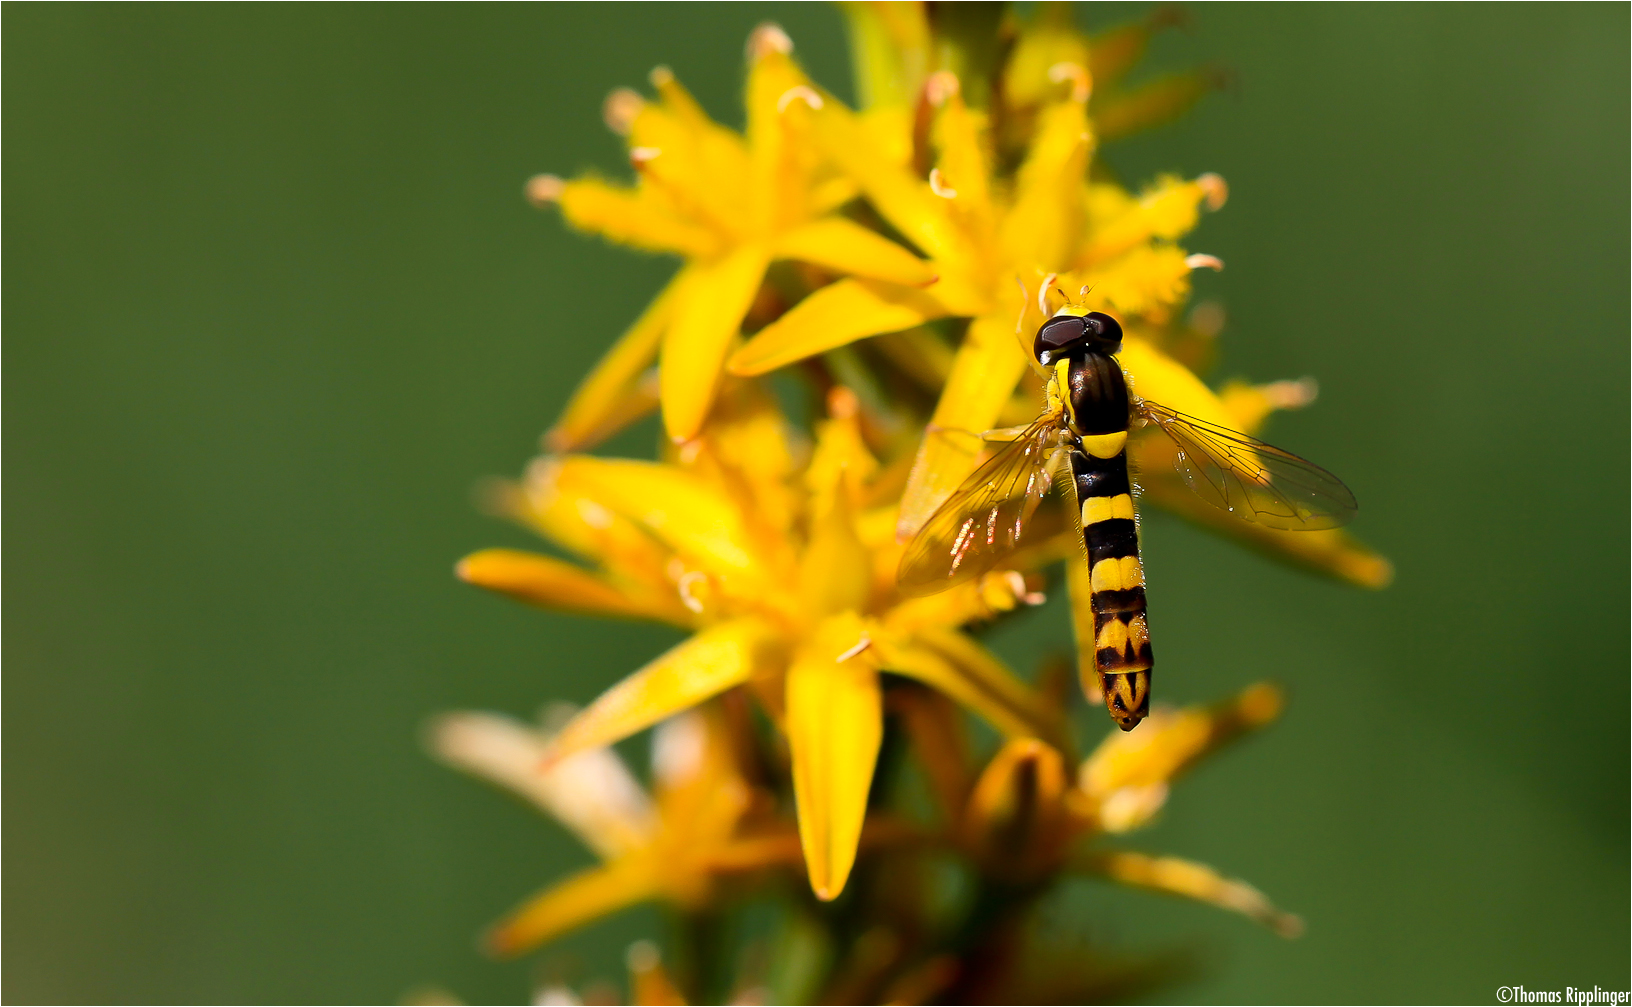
[6,4,1627,1003]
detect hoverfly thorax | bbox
[1035,310,1129,437]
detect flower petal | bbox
[839,2,931,110]
[661,244,770,442]
[883,570,1038,635]
[1118,333,1238,425]
[485,856,659,957]
[1077,849,1303,938]
[745,46,820,232]
[1001,93,1092,272]
[1006,6,1093,111]
[1087,14,1167,91]
[689,378,803,538]
[773,218,937,287]
[628,93,751,239]
[456,549,689,624]
[509,458,675,590]
[546,268,687,452]
[1217,376,1318,436]
[547,619,780,764]
[556,176,721,258]
[1071,244,1194,325]
[962,738,1072,871]
[554,455,759,582]
[651,708,753,851]
[728,277,950,377]
[797,476,873,618]
[809,99,968,263]
[876,627,1061,745]
[700,830,806,873]
[430,710,658,859]
[929,86,997,245]
[1078,174,1219,268]
[1080,682,1284,811]
[896,312,1030,540]
[786,614,882,900]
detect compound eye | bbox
[1032,315,1088,363]
[1083,311,1124,343]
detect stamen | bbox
[1185,253,1224,271]
[676,571,707,614]
[1047,62,1092,103]
[1196,172,1229,211]
[777,85,823,113]
[924,70,960,107]
[629,146,662,167]
[835,634,872,663]
[602,88,645,136]
[648,65,674,89]
[928,168,958,199]
[748,22,793,60]
[1037,272,1058,315]
[525,174,564,208]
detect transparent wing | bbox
[897,416,1060,596]
[1138,400,1357,530]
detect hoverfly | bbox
[897,292,1357,731]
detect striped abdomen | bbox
[1061,352,1150,731]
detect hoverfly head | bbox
[1033,309,1123,365]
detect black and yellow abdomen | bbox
[1060,352,1151,731]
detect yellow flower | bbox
[443,7,1385,990]
[949,681,1303,938]
[725,9,1229,541]
[720,6,1386,589]
[431,703,810,957]
[463,382,1059,907]
[531,25,935,449]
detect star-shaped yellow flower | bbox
[532,25,936,449]
[462,382,1059,904]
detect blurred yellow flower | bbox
[955,680,1302,936]
[431,705,797,956]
